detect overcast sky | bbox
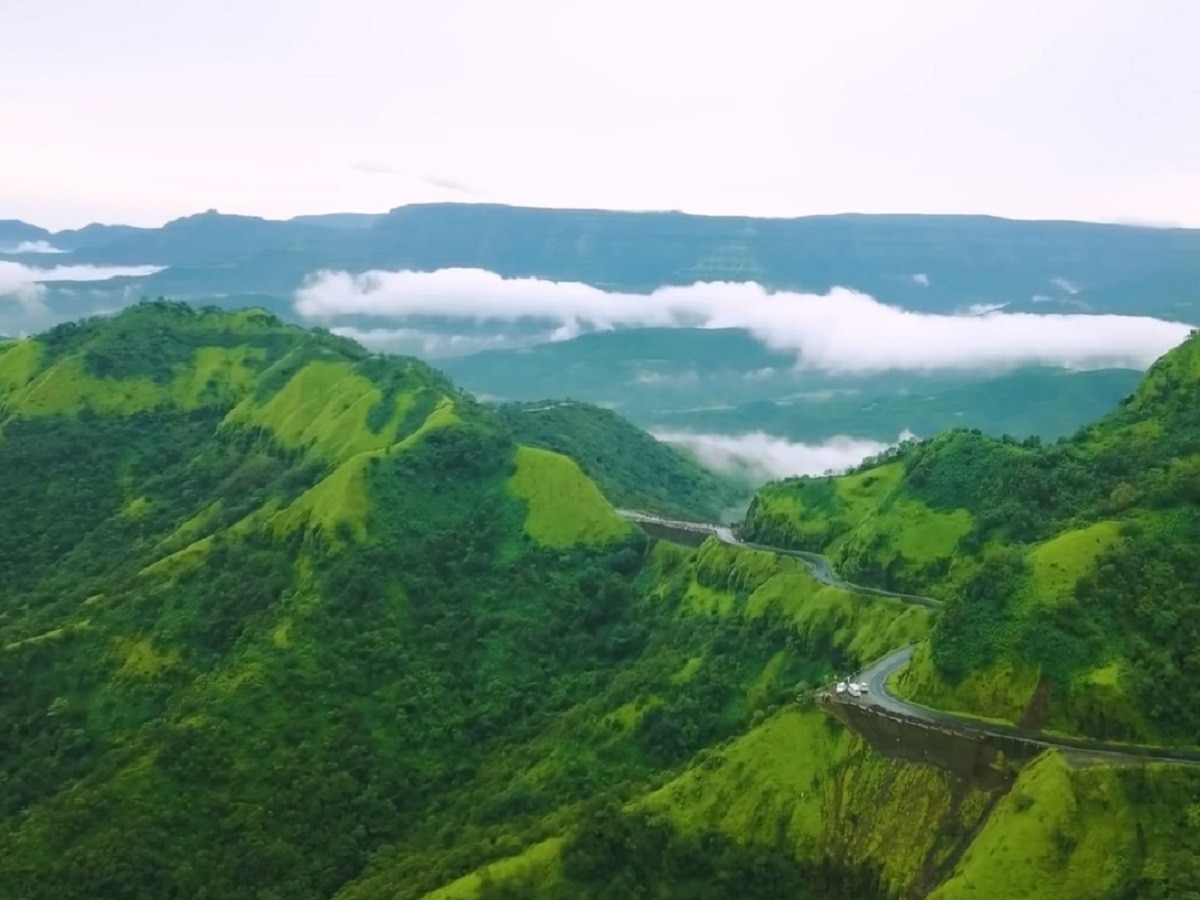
[4,0,1198,230]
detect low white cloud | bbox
[295,268,1194,374]
[633,369,701,387]
[965,302,1008,315]
[653,429,917,481]
[0,261,167,311]
[1052,277,1081,295]
[743,366,778,380]
[912,273,930,286]
[329,325,521,357]
[780,388,861,402]
[1,241,65,254]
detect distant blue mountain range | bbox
[3,203,1196,461]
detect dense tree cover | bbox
[1071,515,1200,737]
[38,299,326,375]
[496,400,750,521]
[21,302,1200,900]
[0,305,899,899]
[740,330,1200,743]
[479,802,890,900]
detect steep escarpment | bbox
[741,329,1200,745]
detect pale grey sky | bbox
[4,0,1198,230]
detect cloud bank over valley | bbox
[654,429,916,481]
[0,241,65,255]
[0,261,167,307]
[294,268,1193,374]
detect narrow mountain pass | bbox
[618,509,1200,767]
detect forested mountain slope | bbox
[3,302,1198,900]
[0,301,644,897]
[496,399,750,521]
[0,302,912,899]
[742,328,1200,745]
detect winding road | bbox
[616,509,942,609]
[619,509,1200,767]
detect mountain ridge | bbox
[9,204,1200,319]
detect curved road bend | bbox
[854,648,1200,766]
[620,510,1200,765]
[617,509,943,610]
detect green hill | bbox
[0,302,915,899]
[496,399,751,521]
[2,301,1198,900]
[741,328,1200,746]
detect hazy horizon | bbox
[5,0,1198,230]
[8,200,1200,235]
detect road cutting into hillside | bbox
[849,647,1200,765]
[619,509,1200,767]
[616,509,942,609]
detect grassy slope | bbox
[335,535,935,899]
[0,302,645,899]
[508,445,632,547]
[1,301,943,900]
[406,710,1200,900]
[399,530,1199,899]
[741,331,1200,745]
[497,399,750,521]
[930,754,1200,900]
[7,302,1198,900]
[414,708,989,900]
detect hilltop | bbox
[2,302,1199,900]
[742,328,1200,745]
[496,399,751,521]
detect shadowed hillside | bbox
[496,399,751,521]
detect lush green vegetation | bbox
[0,302,922,899]
[484,801,890,900]
[4,301,1200,900]
[743,329,1200,744]
[929,754,1200,900]
[497,399,751,521]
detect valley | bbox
[5,207,1197,484]
[13,5,1200,897]
[1,302,1199,899]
